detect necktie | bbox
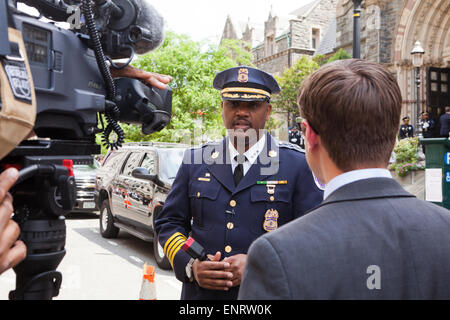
[233,155,246,186]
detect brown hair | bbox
[297,59,402,172]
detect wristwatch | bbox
[185,258,195,282]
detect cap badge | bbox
[268,150,277,158]
[238,68,249,83]
[211,151,219,159]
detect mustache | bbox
[232,118,252,127]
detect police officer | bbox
[421,112,435,138]
[288,117,304,148]
[154,66,323,300]
[399,116,414,139]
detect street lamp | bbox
[352,0,362,58]
[411,40,425,137]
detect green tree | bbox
[116,32,254,146]
[271,56,319,123]
[311,54,329,66]
[312,48,352,67]
[326,48,352,63]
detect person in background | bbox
[288,117,304,148]
[399,116,414,139]
[439,106,450,138]
[421,112,434,138]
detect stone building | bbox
[333,0,450,134]
[221,0,337,76]
[220,15,264,50]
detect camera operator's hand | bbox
[109,65,172,90]
[0,168,26,275]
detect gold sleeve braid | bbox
[163,232,187,268]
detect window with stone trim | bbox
[312,28,320,49]
[266,35,274,56]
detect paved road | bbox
[0,212,182,300]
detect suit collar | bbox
[322,177,415,205]
[324,168,392,200]
[206,132,279,194]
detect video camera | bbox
[0,0,172,299]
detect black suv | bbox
[94,142,188,269]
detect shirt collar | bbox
[228,133,266,166]
[324,168,392,200]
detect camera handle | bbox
[8,218,66,300]
[8,163,75,300]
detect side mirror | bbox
[132,167,164,187]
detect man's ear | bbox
[305,124,320,152]
[266,103,272,121]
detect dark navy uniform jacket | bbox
[399,124,414,139]
[439,113,450,137]
[288,127,302,146]
[154,133,323,300]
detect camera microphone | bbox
[104,0,164,57]
[129,0,164,53]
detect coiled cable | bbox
[82,0,124,149]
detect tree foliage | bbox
[326,48,352,63]
[272,49,353,125]
[313,48,352,67]
[119,32,254,145]
[271,56,319,117]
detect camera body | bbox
[7,0,170,141]
[13,14,104,140]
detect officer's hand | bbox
[223,254,247,287]
[193,251,233,291]
[109,65,172,90]
[0,168,26,275]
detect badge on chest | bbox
[263,208,279,232]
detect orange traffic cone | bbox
[139,263,157,300]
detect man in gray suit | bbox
[238,59,450,299]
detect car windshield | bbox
[73,162,99,171]
[158,148,185,184]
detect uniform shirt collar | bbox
[228,134,266,174]
[324,168,392,200]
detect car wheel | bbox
[99,199,119,239]
[153,210,171,270]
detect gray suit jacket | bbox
[238,178,450,299]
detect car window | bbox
[102,151,124,170]
[141,152,156,175]
[158,148,185,184]
[122,152,143,176]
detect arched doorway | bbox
[394,0,450,136]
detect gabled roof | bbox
[289,0,321,18]
[222,15,265,47]
[315,16,336,55]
